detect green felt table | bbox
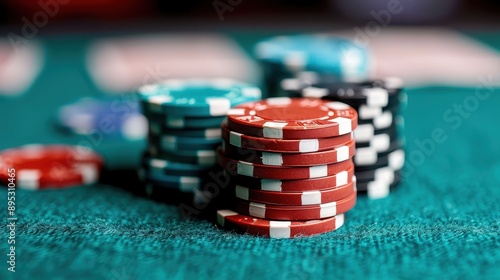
[1,31,500,280]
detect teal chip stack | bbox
[254,34,371,97]
[137,78,262,198]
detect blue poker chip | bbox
[255,35,370,79]
[57,97,148,140]
[149,122,221,139]
[145,112,225,129]
[148,145,217,166]
[137,79,262,117]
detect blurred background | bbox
[1,0,499,92]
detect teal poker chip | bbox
[142,155,213,177]
[255,35,370,79]
[149,134,221,151]
[137,79,262,117]
[148,145,217,166]
[149,121,221,139]
[145,112,225,129]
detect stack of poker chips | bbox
[280,76,406,199]
[136,79,262,199]
[254,34,370,98]
[216,97,358,238]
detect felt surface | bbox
[1,33,500,280]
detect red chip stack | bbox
[215,97,358,238]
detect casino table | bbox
[1,30,500,280]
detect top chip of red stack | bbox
[226,97,357,139]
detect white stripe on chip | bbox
[263,122,287,138]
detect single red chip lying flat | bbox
[222,139,356,166]
[234,189,357,220]
[226,97,357,139]
[219,150,354,180]
[235,180,355,206]
[222,124,353,153]
[216,209,345,238]
[224,166,354,192]
[0,144,104,190]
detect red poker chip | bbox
[224,166,354,192]
[0,144,104,190]
[221,124,353,153]
[227,97,358,139]
[219,150,354,180]
[234,190,357,221]
[235,180,355,206]
[222,139,356,166]
[216,210,345,238]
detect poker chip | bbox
[354,121,399,143]
[281,76,403,104]
[149,134,221,151]
[219,150,354,180]
[138,168,208,193]
[218,95,359,237]
[147,113,226,129]
[222,124,353,153]
[355,149,405,172]
[216,210,345,238]
[137,78,262,203]
[356,168,400,184]
[56,97,148,141]
[226,97,358,139]
[357,172,402,199]
[357,105,383,120]
[138,78,262,117]
[354,133,391,151]
[222,139,355,166]
[279,75,341,93]
[255,35,370,78]
[357,105,399,122]
[142,155,214,177]
[149,124,222,140]
[302,85,393,108]
[254,34,406,205]
[280,76,406,200]
[357,110,393,130]
[234,190,357,221]
[354,141,402,166]
[235,180,355,206]
[0,144,103,190]
[225,167,354,192]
